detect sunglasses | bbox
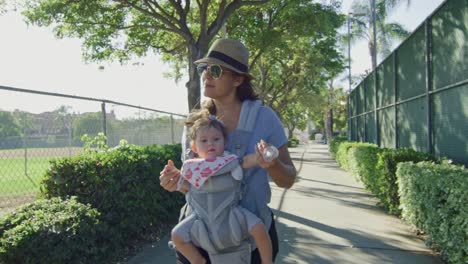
[197,64,232,80]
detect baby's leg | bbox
[250,222,273,264]
[171,231,206,264]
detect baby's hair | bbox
[185,109,227,141]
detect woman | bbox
[160,38,297,263]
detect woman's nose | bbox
[202,70,214,80]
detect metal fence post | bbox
[363,82,367,142]
[101,102,107,142]
[22,112,28,177]
[394,51,399,149]
[347,94,351,140]
[171,114,175,144]
[425,20,434,155]
[68,118,72,156]
[375,69,379,146]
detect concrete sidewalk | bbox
[128,143,443,264]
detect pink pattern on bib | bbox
[181,154,237,189]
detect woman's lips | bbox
[204,83,215,89]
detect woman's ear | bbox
[233,75,245,87]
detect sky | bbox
[0,0,445,118]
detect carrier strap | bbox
[238,100,263,134]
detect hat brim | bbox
[194,57,254,80]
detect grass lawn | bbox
[0,147,82,197]
[0,157,53,196]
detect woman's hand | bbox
[256,140,297,189]
[255,139,279,169]
[159,160,181,192]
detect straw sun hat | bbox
[194,38,254,79]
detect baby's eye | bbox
[201,139,208,143]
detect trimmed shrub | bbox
[397,161,468,264]
[0,197,115,264]
[336,141,377,173]
[328,136,348,159]
[336,141,359,171]
[39,144,185,243]
[288,138,299,147]
[347,143,382,187]
[375,148,436,215]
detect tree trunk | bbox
[325,107,333,142]
[369,40,376,70]
[325,82,334,143]
[186,42,207,111]
[288,127,294,140]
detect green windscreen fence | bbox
[348,0,467,166]
[377,56,394,108]
[397,98,428,153]
[431,0,468,164]
[378,107,395,148]
[396,27,426,102]
[432,85,468,165]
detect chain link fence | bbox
[0,86,186,215]
[348,0,467,166]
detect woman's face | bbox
[201,64,243,100]
[192,126,225,160]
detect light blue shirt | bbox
[225,105,288,227]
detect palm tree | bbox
[350,0,411,69]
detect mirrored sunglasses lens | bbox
[210,65,222,79]
[197,64,208,75]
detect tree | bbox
[349,0,410,69]
[220,0,346,143]
[281,97,311,140]
[0,111,21,139]
[226,0,344,115]
[332,88,348,134]
[73,112,104,143]
[52,105,73,135]
[22,0,272,110]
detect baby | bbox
[170,110,277,264]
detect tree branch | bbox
[116,0,191,40]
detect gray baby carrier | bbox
[178,100,262,263]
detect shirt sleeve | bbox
[258,106,288,149]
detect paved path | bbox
[128,143,443,264]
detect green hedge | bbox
[328,136,348,159]
[1,143,186,262]
[335,141,358,171]
[288,138,299,147]
[346,144,382,185]
[331,139,466,262]
[39,144,185,241]
[0,197,115,264]
[334,141,437,215]
[336,141,377,173]
[397,162,468,264]
[375,148,436,215]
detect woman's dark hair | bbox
[202,77,259,115]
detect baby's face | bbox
[194,126,225,159]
